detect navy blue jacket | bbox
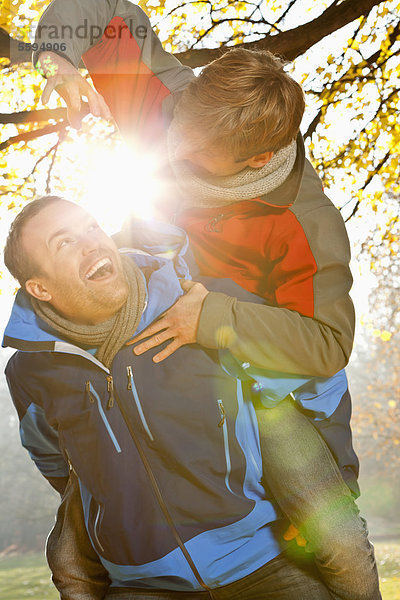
[3,222,358,591]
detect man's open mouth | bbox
[85,257,114,281]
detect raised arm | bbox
[34,0,194,134]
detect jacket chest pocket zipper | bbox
[86,381,122,453]
[106,376,114,408]
[217,399,238,497]
[205,213,226,233]
[126,366,154,442]
[92,503,105,552]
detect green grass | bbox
[0,541,399,599]
[0,553,58,599]
[376,540,400,600]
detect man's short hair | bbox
[4,195,65,287]
[174,48,305,160]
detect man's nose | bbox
[80,234,99,255]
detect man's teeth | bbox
[85,258,112,279]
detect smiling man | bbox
[3,196,381,600]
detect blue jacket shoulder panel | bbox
[2,290,65,349]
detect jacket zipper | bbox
[55,349,211,594]
[204,213,227,233]
[126,366,154,442]
[217,398,226,427]
[86,381,122,453]
[107,376,114,408]
[112,385,212,595]
[217,399,237,497]
[93,503,105,552]
[237,381,262,480]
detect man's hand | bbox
[127,281,209,363]
[36,52,112,128]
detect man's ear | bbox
[25,279,52,302]
[247,151,274,169]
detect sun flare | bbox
[80,139,164,235]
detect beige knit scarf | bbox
[31,255,146,368]
[167,122,297,210]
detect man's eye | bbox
[58,238,74,249]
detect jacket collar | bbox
[256,133,305,208]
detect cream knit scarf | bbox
[168,123,297,210]
[31,255,146,368]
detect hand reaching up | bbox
[36,51,112,128]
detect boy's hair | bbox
[4,195,65,287]
[174,48,305,160]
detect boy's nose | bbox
[174,140,194,162]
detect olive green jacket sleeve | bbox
[33,0,193,93]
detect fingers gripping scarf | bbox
[31,256,146,368]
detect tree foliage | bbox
[350,193,399,471]
[0,0,399,221]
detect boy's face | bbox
[174,138,250,177]
[22,201,129,325]
[172,125,273,177]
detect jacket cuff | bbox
[33,48,80,78]
[197,292,236,349]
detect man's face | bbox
[22,201,129,325]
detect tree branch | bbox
[0,104,90,126]
[0,107,67,124]
[0,123,67,152]
[187,17,275,50]
[274,0,300,27]
[304,110,323,141]
[303,19,399,141]
[0,28,31,64]
[155,0,211,25]
[0,140,60,197]
[345,147,392,221]
[0,27,84,67]
[1,0,388,69]
[46,134,64,194]
[175,0,386,67]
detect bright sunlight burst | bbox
[80,137,163,233]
